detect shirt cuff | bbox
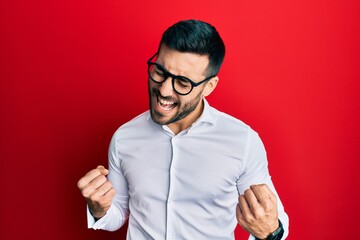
[86,204,114,229]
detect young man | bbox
[78,19,289,240]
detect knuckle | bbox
[97,197,105,205]
[104,181,113,189]
[237,216,245,226]
[86,169,99,178]
[93,167,102,174]
[98,175,107,184]
[98,197,110,206]
[252,183,265,189]
[81,187,91,198]
[252,208,264,219]
[244,189,252,196]
[109,188,116,196]
[89,193,100,202]
[77,178,86,189]
[102,189,116,203]
[244,214,255,223]
[263,202,271,212]
[100,174,107,180]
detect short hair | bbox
[159,19,225,77]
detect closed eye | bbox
[155,70,165,76]
[154,65,167,76]
[175,78,191,87]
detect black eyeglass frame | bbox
[147,52,216,96]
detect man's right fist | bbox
[77,165,116,219]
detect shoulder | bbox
[119,111,150,128]
[112,110,154,139]
[210,106,255,134]
[202,105,263,150]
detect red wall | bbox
[1,0,359,239]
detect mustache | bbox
[151,87,178,103]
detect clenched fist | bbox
[236,184,279,239]
[77,165,116,219]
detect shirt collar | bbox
[195,98,217,125]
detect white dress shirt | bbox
[87,99,289,239]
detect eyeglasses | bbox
[147,52,215,96]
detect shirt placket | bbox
[166,136,179,240]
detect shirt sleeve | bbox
[237,130,289,239]
[87,132,130,231]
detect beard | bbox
[148,85,203,126]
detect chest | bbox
[119,134,246,202]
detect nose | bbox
[158,77,174,96]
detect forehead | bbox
[157,44,209,79]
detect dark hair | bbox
[159,19,225,77]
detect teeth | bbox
[157,97,176,111]
[159,98,174,105]
[159,105,171,110]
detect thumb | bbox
[96,165,109,175]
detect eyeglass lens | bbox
[148,63,193,95]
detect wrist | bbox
[88,206,107,220]
[255,219,284,240]
[91,211,106,220]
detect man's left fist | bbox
[236,184,279,239]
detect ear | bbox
[203,76,219,97]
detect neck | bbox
[167,99,204,135]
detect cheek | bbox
[148,81,158,92]
[148,79,154,88]
[180,90,203,106]
[191,87,205,100]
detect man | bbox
[78,19,289,240]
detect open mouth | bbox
[157,97,177,111]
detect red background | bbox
[1,0,359,239]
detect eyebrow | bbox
[154,62,194,80]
